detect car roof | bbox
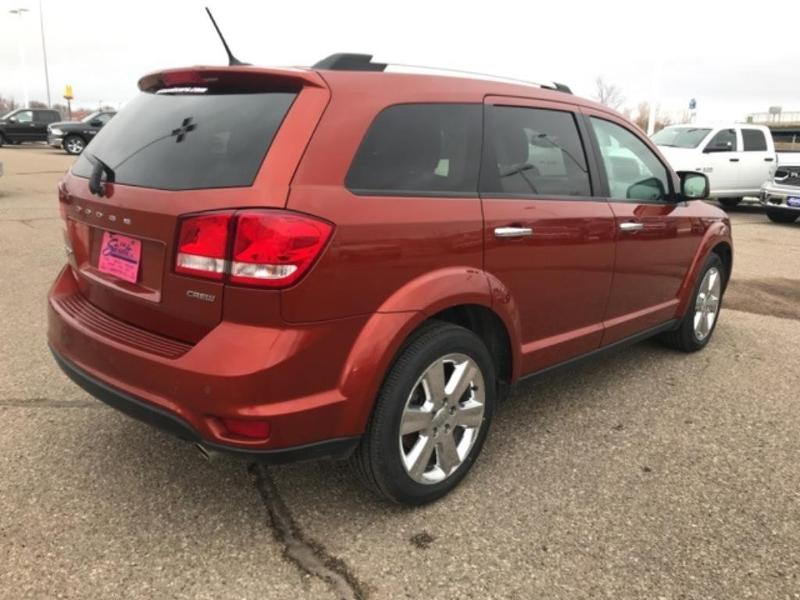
[138,63,617,117]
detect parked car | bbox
[48,111,116,155]
[0,108,61,146]
[652,124,777,208]
[760,162,800,223]
[48,56,732,505]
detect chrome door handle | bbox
[619,222,644,232]
[494,226,533,239]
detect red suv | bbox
[48,54,732,505]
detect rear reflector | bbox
[220,418,271,440]
[175,209,332,288]
[175,212,232,280]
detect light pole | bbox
[39,0,52,107]
[9,7,30,109]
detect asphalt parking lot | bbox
[1,146,798,600]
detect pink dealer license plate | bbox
[98,231,142,283]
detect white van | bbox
[651,124,777,207]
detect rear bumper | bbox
[51,346,359,461]
[48,265,375,459]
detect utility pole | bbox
[39,0,52,106]
[9,8,30,109]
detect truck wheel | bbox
[63,135,86,155]
[350,321,496,505]
[0,134,4,147]
[718,198,741,208]
[660,253,725,352]
[766,210,798,224]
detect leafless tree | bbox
[632,102,673,133]
[0,96,19,115]
[594,77,625,111]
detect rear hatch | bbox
[59,67,329,343]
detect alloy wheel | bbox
[65,137,85,154]
[398,353,486,485]
[693,267,721,341]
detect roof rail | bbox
[311,53,572,94]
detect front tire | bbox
[350,321,496,505]
[63,135,86,155]
[766,209,798,224]
[660,253,725,352]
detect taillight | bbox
[175,212,232,280]
[175,210,332,288]
[230,211,332,288]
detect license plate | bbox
[787,196,800,207]
[98,231,141,283]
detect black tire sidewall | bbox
[680,253,725,350]
[369,324,496,505]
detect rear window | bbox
[72,90,296,191]
[741,128,768,152]
[346,103,482,196]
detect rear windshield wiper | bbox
[86,154,115,197]
[501,163,539,194]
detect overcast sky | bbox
[1,0,798,122]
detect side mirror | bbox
[626,177,666,202]
[7,117,17,123]
[677,171,709,200]
[89,119,102,127]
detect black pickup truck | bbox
[0,108,61,146]
[48,111,116,155]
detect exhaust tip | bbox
[195,443,221,463]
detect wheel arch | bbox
[676,222,733,316]
[338,268,522,432]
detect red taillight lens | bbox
[175,212,232,280]
[230,211,333,288]
[220,418,271,440]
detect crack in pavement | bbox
[249,463,367,600]
[0,397,98,408]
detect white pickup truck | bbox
[651,124,777,208]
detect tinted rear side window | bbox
[72,91,296,190]
[481,106,591,197]
[346,104,481,196]
[741,128,768,151]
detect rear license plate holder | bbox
[98,231,142,283]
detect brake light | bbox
[230,211,332,288]
[175,210,332,288]
[175,212,232,280]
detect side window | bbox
[705,129,738,152]
[741,128,767,152]
[97,113,114,125]
[590,117,671,202]
[14,110,33,123]
[345,104,481,195]
[35,111,57,123]
[481,106,591,197]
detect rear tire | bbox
[766,209,798,224]
[718,198,742,209]
[660,253,725,352]
[63,135,86,155]
[350,321,496,505]
[0,134,5,147]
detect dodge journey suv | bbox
[48,54,732,505]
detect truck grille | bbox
[775,168,800,188]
